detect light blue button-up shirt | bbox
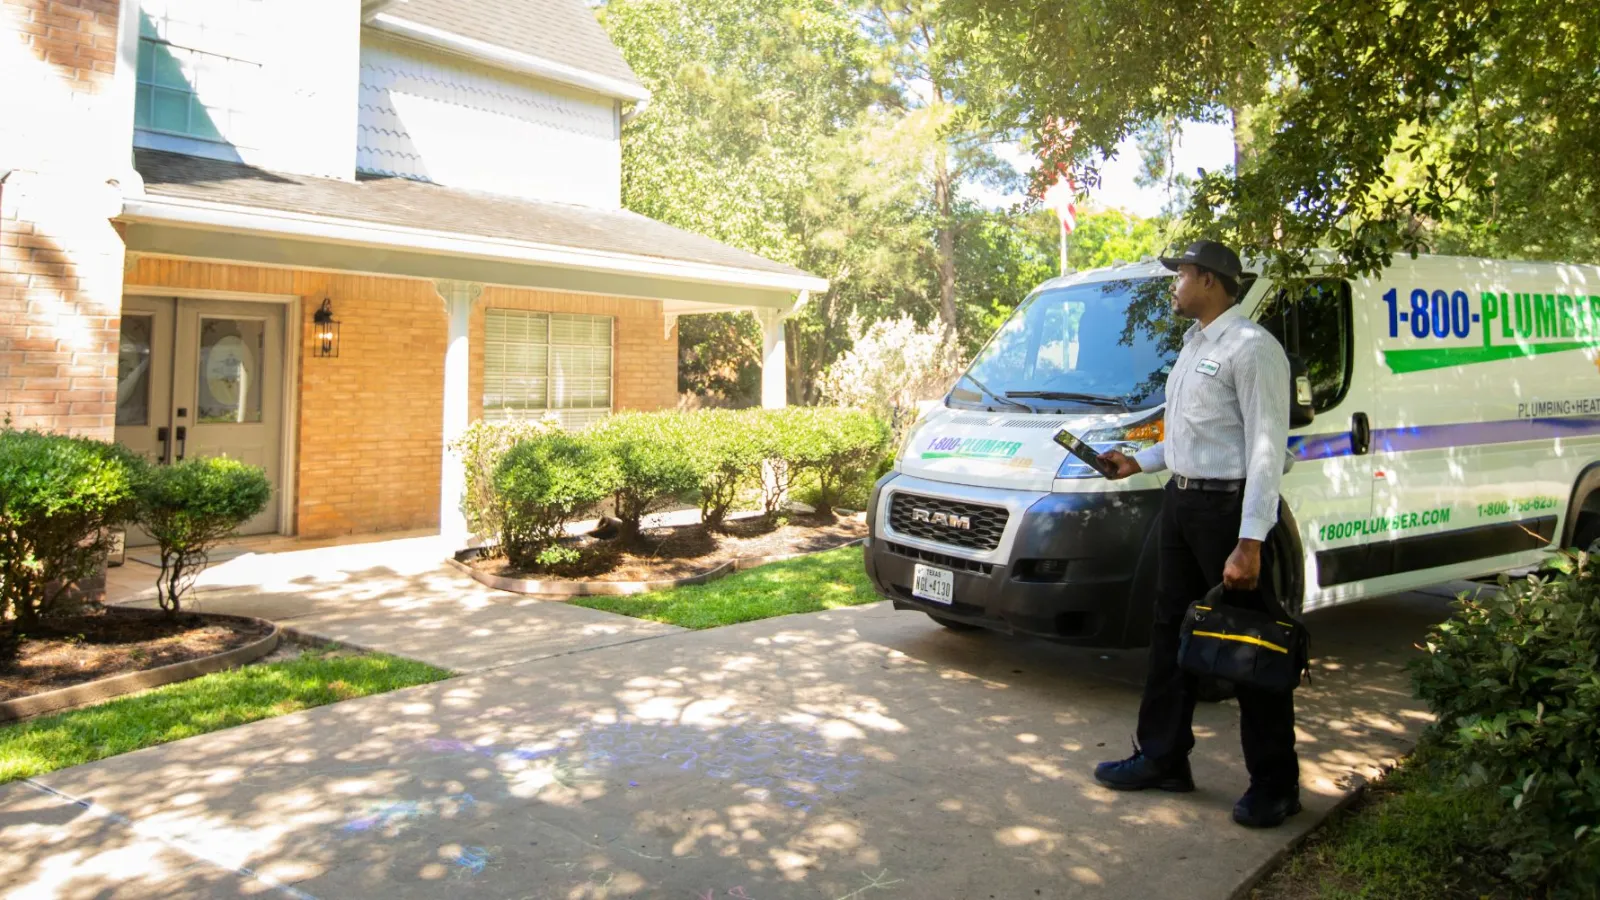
[1133,305,1291,541]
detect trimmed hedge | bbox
[493,432,622,569]
[451,417,558,546]
[588,412,704,540]
[0,429,144,643]
[482,407,888,561]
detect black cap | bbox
[1159,240,1243,281]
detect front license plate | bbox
[912,563,955,605]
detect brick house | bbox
[0,0,825,543]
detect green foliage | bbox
[0,429,143,640]
[572,545,874,629]
[0,647,451,784]
[493,433,621,568]
[956,0,1600,280]
[677,313,762,405]
[135,457,270,615]
[451,417,558,545]
[783,408,891,515]
[686,409,766,530]
[588,412,705,540]
[1411,555,1600,893]
[534,545,582,569]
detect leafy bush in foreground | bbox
[1412,553,1600,894]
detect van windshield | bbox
[953,277,1184,412]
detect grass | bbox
[571,544,878,628]
[1251,742,1514,900]
[0,647,452,784]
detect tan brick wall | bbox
[125,259,447,540]
[124,264,681,539]
[470,287,679,420]
[0,0,127,440]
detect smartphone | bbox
[1053,428,1118,478]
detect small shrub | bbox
[1411,553,1600,892]
[136,456,271,615]
[588,412,703,541]
[535,545,582,568]
[687,409,764,529]
[451,417,559,547]
[750,408,808,517]
[0,429,144,641]
[494,433,621,569]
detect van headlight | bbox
[1056,414,1164,479]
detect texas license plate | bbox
[912,563,954,605]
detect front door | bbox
[115,296,285,543]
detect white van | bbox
[864,255,1600,645]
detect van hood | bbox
[898,405,1149,492]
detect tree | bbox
[859,1,1021,333]
[951,0,1600,277]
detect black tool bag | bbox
[1178,582,1311,694]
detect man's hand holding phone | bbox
[1098,449,1142,480]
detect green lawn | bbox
[0,647,452,784]
[572,544,879,628]
[1252,742,1513,900]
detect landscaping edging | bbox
[0,608,281,723]
[448,538,867,597]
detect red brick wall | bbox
[0,0,127,440]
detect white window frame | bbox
[482,309,614,429]
[134,0,262,146]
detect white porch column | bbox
[435,279,483,543]
[755,307,787,409]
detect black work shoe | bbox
[1093,750,1195,792]
[1232,783,1302,828]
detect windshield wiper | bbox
[1005,390,1129,410]
[955,373,1036,412]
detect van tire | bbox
[927,613,983,632]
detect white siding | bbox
[357,34,621,209]
[132,0,360,180]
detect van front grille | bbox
[884,541,994,575]
[887,492,1008,552]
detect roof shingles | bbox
[132,150,814,281]
[383,0,642,92]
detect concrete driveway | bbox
[0,590,1455,900]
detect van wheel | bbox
[927,613,983,632]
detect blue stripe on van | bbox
[1289,415,1600,460]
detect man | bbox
[1094,239,1300,828]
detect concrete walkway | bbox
[2,570,1461,900]
[107,533,682,673]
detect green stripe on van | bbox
[1384,340,1593,374]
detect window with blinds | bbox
[483,310,613,429]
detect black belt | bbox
[1170,474,1244,492]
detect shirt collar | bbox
[1184,304,1244,345]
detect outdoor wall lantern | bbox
[312,298,341,358]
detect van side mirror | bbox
[1287,354,1315,428]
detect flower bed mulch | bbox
[0,611,272,700]
[469,512,867,583]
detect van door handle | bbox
[1351,412,1371,456]
[157,426,171,465]
[174,425,187,462]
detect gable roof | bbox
[127,150,823,291]
[368,0,646,101]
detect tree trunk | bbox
[933,143,958,334]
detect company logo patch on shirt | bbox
[1196,358,1222,377]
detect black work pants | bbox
[1135,480,1299,789]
